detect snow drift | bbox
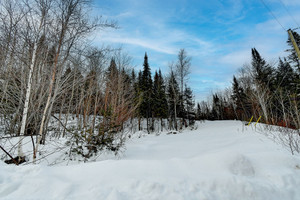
[1,121,300,200]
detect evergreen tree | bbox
[231,76,248,119]
[153,70,168,118]
[137,70,143,94]
[104,58,119,113]
[135,70,143,130]
[251,48,275,123]
[106,58,118,86]
[211,94,223,120]
[120,67,131,94]
[153,70,168,130]
[135,70,143,107]
[272,58,297,123]
[139,53,153,132]
[275,58,296,92]
[196,103,202,120]
[183,85,195,125]
[251,48,273,87]
[130,69,138,107]
[131,69,136,88]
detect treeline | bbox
[0,0,196,160]
[134,50,195,133]
[197,30,300,129]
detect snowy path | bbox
[1,121,300,200]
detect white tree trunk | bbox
[18,41,38,158]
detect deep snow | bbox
[1,121,300,200]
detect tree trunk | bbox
[19,38,38,158]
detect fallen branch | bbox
[0,144,19,165]
[51,114,73,134]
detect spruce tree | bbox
[196,103,202,120]
[139,53,153,132]
[272,58,297,122]
[276,58,296,92]
[231,76,247,119]
[251,48,273,87]
[153,70,168,130]
[211,94,221,120]
[137,70,143,94]
[158,70,168,119]
[183,85,195,125]
[135,70,143,130]
[104,58,118,113]
[131,69,136,88]
[153,70,168,118]
[106,58,118,85]
[153,71,160,118]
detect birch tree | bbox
[17,0,51,160]
[175,49,191,126]
[34,0,116,159]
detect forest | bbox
[0,0,197,162]
[0,0,299,163]
[198,32,300,130]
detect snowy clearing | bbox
[1,120,300,200]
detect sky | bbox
[91,0,300,102]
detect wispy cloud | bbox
[98,34,177,55]
[93,0,300,102]
[214,0,246,24]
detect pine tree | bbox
[135,70,143,130]
[139,53,153,132]
[231,76,248,119]
[131,69,136,89]
[106,58,118,88]
[153,70,168,117]
[137,70,143,95]
[120,67,131,94]
[183,85,195,126]
[276,58,296,92]
[158,70,168,119]
[196,103,202,120]
[103,58,119,115]
[153,70,168,130]
[153,71,160,118]
[251,48,273,87]
[272,58,297,124]
[211,94,221,120]
[251,48,274,123]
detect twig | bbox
[0,145,18,165]
[51,114,73,134]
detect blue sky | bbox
[92,0,300,102]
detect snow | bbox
[1,120,300,200]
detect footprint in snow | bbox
[229,155,255,177]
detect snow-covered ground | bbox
[1,120,300,200]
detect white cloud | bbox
[92,0,300,102]
[99,34,177,55]
[219,50,251,69]
[96,22,216,58]
[214,0,246,24]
